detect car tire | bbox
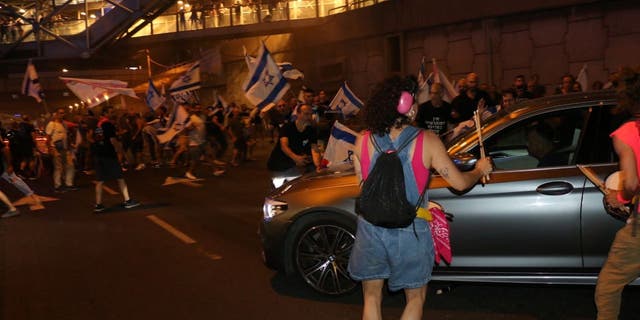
[288,213,358,295]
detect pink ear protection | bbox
[396,91,414,114]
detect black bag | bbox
[355,130,425,228]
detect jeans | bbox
[51,147,75,188]
[1,171,34,196]
[595,222,640,319]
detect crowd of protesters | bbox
[0,71,616,217]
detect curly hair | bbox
[362,76,417,136]
[616,66,640,115]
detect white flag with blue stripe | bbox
[146,78,165,110]
[170,62,201,103]
[243,42,290,110]
[278,62,304,80]
[329,82,363,116]
[321,121,359,169]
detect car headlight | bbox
[263,198,288,222]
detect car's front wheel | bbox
[291,214,357,295]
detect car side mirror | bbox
[451,152,477,172]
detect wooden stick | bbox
[474,110,490,183]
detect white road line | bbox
[146,214,197,244]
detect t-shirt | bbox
[267,122,317,171]
[45,121,67,147]
[450,90,493,123]
[92,119,118,158]
[611,121,640,179]
[188,114,206,146]
[415,101,452,135]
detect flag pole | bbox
[41,98,50,115]
[146,49,152,79]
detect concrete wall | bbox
[295,0,640,99]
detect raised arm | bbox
[424,130,492,191]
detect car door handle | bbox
[536,181,574,195]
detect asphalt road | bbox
[1,140,639,320]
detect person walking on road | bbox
[596,66,640,320]
[91,106,140,213]
[348,76,493,320]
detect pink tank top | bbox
[360,130,430,193]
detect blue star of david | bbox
[263,70,274,87]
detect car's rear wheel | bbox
[291,214,357,295]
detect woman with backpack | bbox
[348,76,493,320]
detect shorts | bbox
[94,156,123,181]
[348,215,435,291]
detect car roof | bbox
[445,90,618,154]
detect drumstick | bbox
[473,111,490,183]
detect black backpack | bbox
[355,129,427,228]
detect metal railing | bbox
[1,0,385,44]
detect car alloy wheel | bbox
[294,223,357,295]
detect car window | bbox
[575,104,624,164]
[480,108,588,170]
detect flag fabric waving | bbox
[278,62,304,80]
[321,121,359,169]
[146,78,165,110]
[22,61,44,103]
[59,77,137,108]
[243,42,290,110]
[416,58,458,104]
[157,104,190,144]
[169,62,201,104]
[577,64,588,92]
[329,82,363,117]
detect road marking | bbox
[13,195,57,211]
[162,176,204,187]
[146,214,197,244]
[91,181,119,195]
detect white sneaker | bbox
[213,160,226,166]
[213,169,225,176]
[185,172,197,180]
[135,163,146,171]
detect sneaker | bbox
[213,169,225,176]
[213,159,226,166]
[64,185,78,191]
[123,199,140,209]
[135,163,146,171]
[1,209,20,218]
[185,172,197,180]
[94,204,106,213]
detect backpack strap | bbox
[361,131,372,181]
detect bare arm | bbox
[425,130,492,191]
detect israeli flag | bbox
[278,62,304,80]
[146,78,165,110]
[170,62,201,103]
[243,42,290,110]
[329,82,363,117]
[321,121,359,169]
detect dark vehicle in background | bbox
[260,91,638,295]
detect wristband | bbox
[617,191,631,204]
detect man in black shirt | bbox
[450,73,494,124]
[92,106,140,213]
[415,83,452,135]
[267,104,321,188]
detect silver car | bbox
[260,91,638,295]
